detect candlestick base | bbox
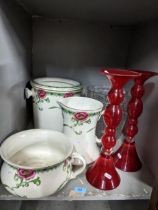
[86,154,120,190]
[113,141,142,172]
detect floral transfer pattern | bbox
[17,169,36,180]
[64,92,74,98]
[37,89,47,99]
[3,169,41,192]
[74,112,89,121]
[33,89,50,111]
[64,111,98,135]
[3,161,72,196]
[72,112,91,126]
[33,89,80,111]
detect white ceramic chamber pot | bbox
[0,129,86,198]
[58,97,104,164]
[25,78,82,131]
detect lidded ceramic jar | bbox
[25,78,82,131]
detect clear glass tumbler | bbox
[85,85,129,140]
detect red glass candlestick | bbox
[113,70,158,172]
[86,68,140,190]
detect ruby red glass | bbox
[86,68,140,190]
[113,69,158,172]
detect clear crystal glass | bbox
[85,85,129,139]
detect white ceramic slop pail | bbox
[25,78,82,131]
[58,97,104,164]
[0,129,86,198]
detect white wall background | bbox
[32,17,131,86]
[0,0,32,140]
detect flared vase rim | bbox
[100,68,141,78]
[129,69,158,77]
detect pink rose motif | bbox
[74,112,89,121]
[64,92,74,98]
[37,89,47,99]
[17,169,36,180]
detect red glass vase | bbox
[113,70,158,172]
[86,68,140,190]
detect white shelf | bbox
[0,165,152,200]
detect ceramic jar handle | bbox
[70,152,86,179]
[25,88,34,99]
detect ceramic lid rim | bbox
[31,77,82,92]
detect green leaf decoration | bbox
[75,130,82,135]
[86,119,91,124]
[31,177,41,186]
[63,124,70,127]
[49,106,59,109]
[34,177,41,186]
[45,98,50,103]
[87,127,95,133]
[25,182,29,187]
[78,121,83,126]
[71,117,76,122]
[14,174,20,181]
[74,121,78,127]
[21,182,29,187]
[16,183,20,188]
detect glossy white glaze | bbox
[58,97,103,164]
[0,129,86,198]
[25,78,82,131]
